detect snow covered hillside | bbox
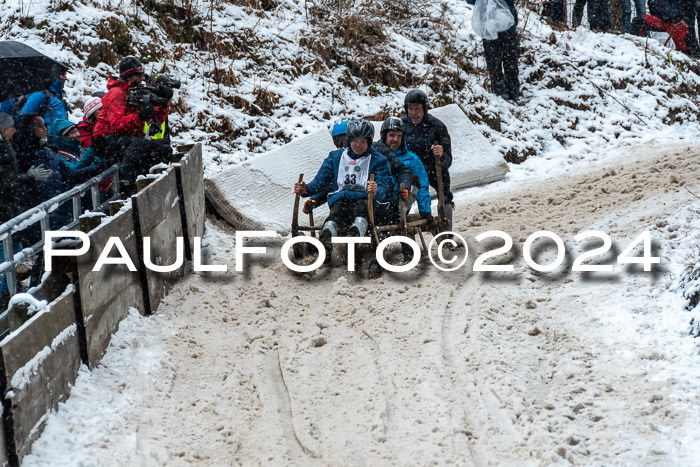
[3,0,700,464]
[1,0,699,177]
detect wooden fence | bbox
[0,143,204,466]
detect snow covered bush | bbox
[681,252,700,336]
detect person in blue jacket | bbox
[380,117,432,220]
[50,119,101,172]
[19,73,69,134]
[294,119,392,261]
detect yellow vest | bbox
[144,121,166,139]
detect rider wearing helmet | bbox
[401,89,455,230]
[331,120,350,149]
[294,119,392,261]
[380,116,432,220]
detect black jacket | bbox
[0,137,30,223]
[401,113,453,172]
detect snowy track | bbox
[25,143,700,465]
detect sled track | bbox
[266,349,318,464]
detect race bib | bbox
[334,149,371,193]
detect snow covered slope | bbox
[1,0,698,178]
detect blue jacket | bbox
[0,100,14,115]
[50,119,101,171]
[20,79,68,131]
[393,144,432,215]
[306,148,392,207]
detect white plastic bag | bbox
[472,0,515,40]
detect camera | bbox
[126,74,181,111]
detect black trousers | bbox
[573,0,612,30]
[93,135,172,185]
[326,198,369,231]
[684,0,699,52]
[483,29,521,100]
[421,158,453,205]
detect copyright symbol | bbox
[428,232,469,272]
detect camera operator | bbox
[92,56,173,191]
[143,73,180,140]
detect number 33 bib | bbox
[335,149,372,193]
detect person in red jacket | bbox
[92,56,172,189]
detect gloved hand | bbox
[399,189,409,199]
[138,105,157,122]
[147,122,161,137]
[27,165,52,182]
[420,211,433,222]
[302,199,317,214]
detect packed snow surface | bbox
[23,142,700,466]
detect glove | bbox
[399,189,409,199]
[147,122,161,137]
[27,165,52,182]
[302,199,317,214]
[138,105,157,122]
[420,212,433,222]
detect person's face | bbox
[127,73,145,84]
[67,127,80,141]
[332,134,346,149]
[407,103,424,125]
[33,121,48,139]
[385,130,403,151]
[1,125,15,141]
[60,73,67,85]
[350,137,368,155]
[92,109,102,121]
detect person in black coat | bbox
[573,0,612,31]
[400,90,455,230]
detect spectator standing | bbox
[573,0,612,31]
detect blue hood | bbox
[49,78,64,98]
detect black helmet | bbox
[404,89,429,114]
[380,117,403,144]
[119,56,144,80]
[346,119,375,147]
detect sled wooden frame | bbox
[291,155,448,259]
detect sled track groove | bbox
[362,329,396,443]
[266,349,318,464]
[439,288,481,466]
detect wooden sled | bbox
[291,156,449,261]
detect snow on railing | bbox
[0,165,121,298]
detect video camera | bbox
[126,73,181,110]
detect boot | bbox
[320,221,338,264]
[347,217,368,237]
[444,202,464,251]
[444,202,454,232]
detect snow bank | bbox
[205,104,507,232]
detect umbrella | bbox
[0,41,68,102]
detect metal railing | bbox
[0,165,121,296]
